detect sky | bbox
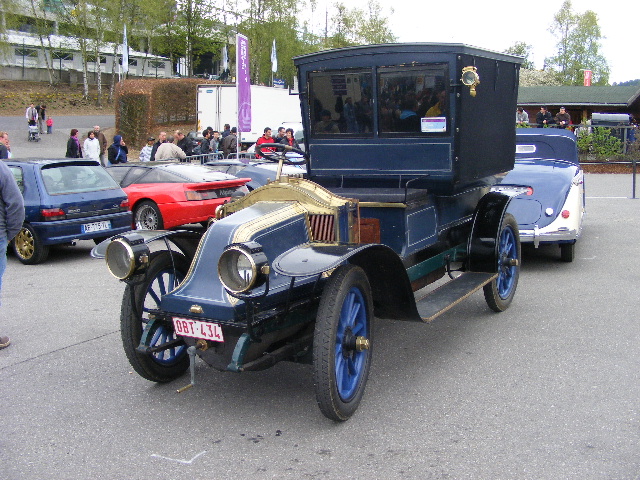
[308,0,640,84]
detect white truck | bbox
[196,84,302,144]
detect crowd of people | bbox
[516,106,574,129]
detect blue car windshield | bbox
[41,164,120,195]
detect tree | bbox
[326,0,395,48]
[546,0,609,85]
[504,42,535,70]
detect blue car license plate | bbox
[82,220,111,233]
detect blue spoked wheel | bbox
[313,265,373,421]
[483,213,520,312]
[121,251,190,382]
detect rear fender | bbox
[273,243,420,321]
[467,192,513,273]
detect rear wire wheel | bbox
[313,264,373,421]
[483,213,520,312]
[121,251,190,382]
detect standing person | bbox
[175,130,193,159]
[93,126,108,166]
[37,104,46,134]
[281,128,300,149]
[150,131,167,161]
[107,135,128,166]
[0,131,10,159]
[555,107,571,129]
[83,131,100,161]
[221,127,237,158]
[272,126,286,143]
[0,134,25,349]
[154,135,186,161]
[65,129,82,158]
[536,106,553,128]
[211,130,221,153]
[46,116,53,134]
[200,130,212,156]
[139,136,155,162]
[516,107,529,126]
[343,96,357,133]
[255,127,274,158]
[25,103,38,126]
[221,124,231,139]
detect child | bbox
[46,116,53,134]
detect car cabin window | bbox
[106,166,134,185]
[119,166,152,187]
[9,166,24,194]
[377,64,449,135]
[308,69,373,137]
[163,164,233,182]
[41,164,120,195]
[133,168,184,184]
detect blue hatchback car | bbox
[5,159,132,264]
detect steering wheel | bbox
[255,143,308,165]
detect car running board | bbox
[415,272,498,322]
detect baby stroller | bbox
[28,121,40,142]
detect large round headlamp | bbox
[106,233,150,279]
[218,241,268,294]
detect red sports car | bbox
[106,163,250,229]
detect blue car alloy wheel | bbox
[483,213,520,312]
[121,251,190,382]
[313,264,373,421]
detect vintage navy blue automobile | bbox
[493,129,585,262]
[95,44,524,421]
[6,159,132,264]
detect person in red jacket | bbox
[255,127,274,159]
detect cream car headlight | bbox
[106,233,150,279]
[218,242,269,294]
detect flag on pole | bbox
[122,24,129,74]
[583,70,592,86]
[221,45,229,72]
[271,39,277,73]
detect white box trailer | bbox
[196,84,302,144]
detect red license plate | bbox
[172,317,224,342]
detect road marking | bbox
[586,196,631,199]
[151,451,207,464]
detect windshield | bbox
[41,164,121,195]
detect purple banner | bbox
[236,34,251,132]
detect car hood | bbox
[498,159,579,228]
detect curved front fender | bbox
[272,243,374,277]
[90,229,202,259]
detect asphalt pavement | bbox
[0,172,639,479]
[0,114,115,159]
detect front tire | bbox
[121,251,190,382]
[134,200,164,230]
[13,224,50,264]
[313,264,373,421]
[483,213,520,312]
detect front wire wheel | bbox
[483,213,520,312]
[121,251,190,382]
[313,264,373,421]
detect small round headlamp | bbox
[461,66,480,97]
[218,241,268,294]
[106,233,150,279]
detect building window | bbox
[149,61,166,69]
[118,58,138,66]
[87,55,107,64]
[52,51,73,61]
[15,48,38,58]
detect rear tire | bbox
[134,200,164,230]
[560,242,575,262]
[13,224,50,265]
[483,213,520,312]
[121,251,190,382]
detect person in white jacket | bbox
[83,131,101,162]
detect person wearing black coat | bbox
[536,106,554,128]
[65,129,82,158]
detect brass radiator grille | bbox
[309,214,335,242]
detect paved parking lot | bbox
[1,173,639,479]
